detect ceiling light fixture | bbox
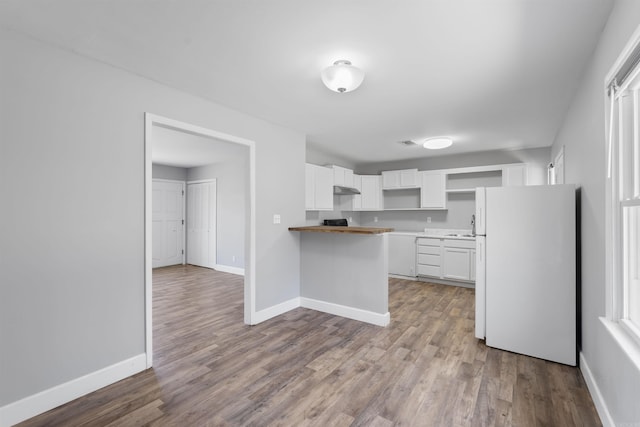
[321,60,365,93]
[422,137,453,150]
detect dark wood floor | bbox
[19,265,601,426]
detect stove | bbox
[323,218,348,227]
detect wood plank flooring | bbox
[18,265,601,426]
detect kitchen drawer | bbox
[417,245,441,255]
[443,239,475,249]
[417,264,441,277]
[417,253,440,266]
[416,237,441,246]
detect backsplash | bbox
[358,194,475,232]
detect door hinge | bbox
[182,249,184,255]
[182,190,185,196]
[182,219,184,225]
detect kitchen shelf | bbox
[445,188,476,194]
[383,208,448,211]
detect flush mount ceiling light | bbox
[321,60,365,93]
[422,137,453,150]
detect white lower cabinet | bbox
[443,248,471,280]
[416,237,442,277]
[417,237,475,283]
[388,234,417,276]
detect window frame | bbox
[604,23,640,352]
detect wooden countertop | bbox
[288,225,394,235]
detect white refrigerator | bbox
[475,184,576,366]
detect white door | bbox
[152,180,185,268]
[187,180,217,269]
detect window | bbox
[606,27,640,343]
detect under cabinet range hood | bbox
[333,185,360,195]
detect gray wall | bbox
[305,195,363,226]
[188,159,247,270]
[0,28,304,406]
[551,1,640,423]
[152,164,187,181]
[306,144,357,170]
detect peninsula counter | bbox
[289,225,394,326]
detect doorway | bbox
[144,113,256,369]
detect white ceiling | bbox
[152,124,248,168]
[0,1,613,164]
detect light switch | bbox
[273,214,281,224]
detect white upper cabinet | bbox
[352,174,383,211]
[305,164,315,210]
[361,175,383,210]
[382,169,419,189]
[305,163,333,211]
[502,164,528,186]
[331,165,354,187]
[420,171,446,209]
[351,175,362,211]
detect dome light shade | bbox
[321,60,365,93]
[422,137,453,150]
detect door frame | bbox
[144,113,256,369]
[152,178,186,267]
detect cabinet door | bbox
[352,174,362,211]
[503,164,527,186]
[361,175,382,210]
[399,169,419,187]
[344,168,354,187]
[382,170,400,189]
[305,164,315,210]
[382,169,418,189]
[388,235,417,276]
[333,165,345,186]
[421,171,446,209]
[315,165,334,210]
[443,247,471,281]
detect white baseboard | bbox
[0,353,147,427]
[300,297,390,327]
[252,297,301,324]
[579,352,614,427]
[214,264,245,276]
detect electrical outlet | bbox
[232,255,236,262]
[374,216,378,223]
[348,216,353,223]
[427,217,432,223]
[273,214,281,224]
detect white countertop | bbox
[389,228,476,241]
